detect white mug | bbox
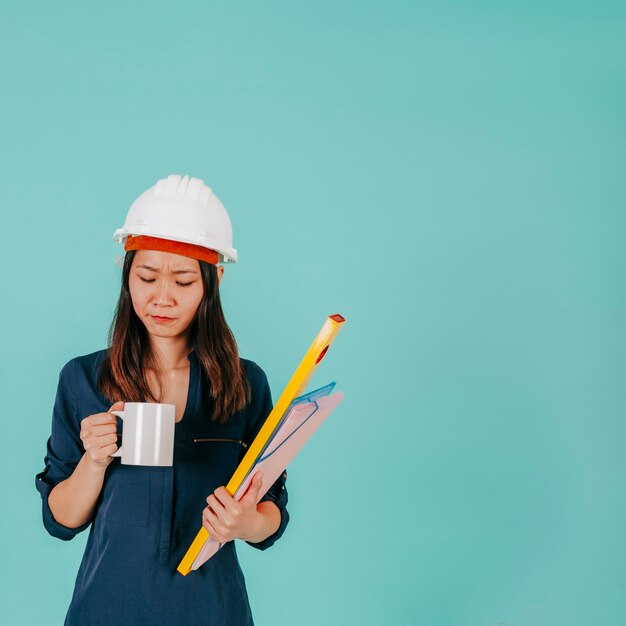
[109,402,176,466]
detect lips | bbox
[151,315,175,322]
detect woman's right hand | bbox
[80,401,125,467]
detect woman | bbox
[35,175,289,626]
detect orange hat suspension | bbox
[123,235,219,266]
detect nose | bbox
[154,278,175,307]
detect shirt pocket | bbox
[181,435,248,530]
[97,463,151,528]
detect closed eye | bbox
[139,277,194,287]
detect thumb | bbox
[108,401,125,413]
[242,471,264,504]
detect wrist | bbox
[242,507,267,543]
[243,502,280,544]
[82,453,109,475]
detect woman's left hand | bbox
[202,471,264,543]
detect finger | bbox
[201,516,218,537]
[94,432,119,447]
[108,401,124,412]
[206,494,225,513]
[203,522,225,544]
[206,495,235,527]
[80,423,117,445]
[90,442,118,463]
[84,433,118,450]
[101,443,119,456]
[202,509,226,541]
[204,505,225,528]
[87,413,118,427]
[206,497,233,527]
[212,486,237,513]
[88,423,118,437]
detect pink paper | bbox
[191,391,344,570]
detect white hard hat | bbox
[113,174,238,263]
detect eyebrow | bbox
[136,264,199,275]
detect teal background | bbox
[1,2,625,625]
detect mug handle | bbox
[109,410,125,457]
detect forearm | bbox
[48,453,108,529]
[245,501,281,544]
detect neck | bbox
[148,335,192,370]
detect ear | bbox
[217,265,225,285]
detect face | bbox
[128,250,224,341]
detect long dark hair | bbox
[98,250,250,424]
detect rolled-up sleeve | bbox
[244,364,290,551]
[35,359,92,540]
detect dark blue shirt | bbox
[35,349,289,626]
